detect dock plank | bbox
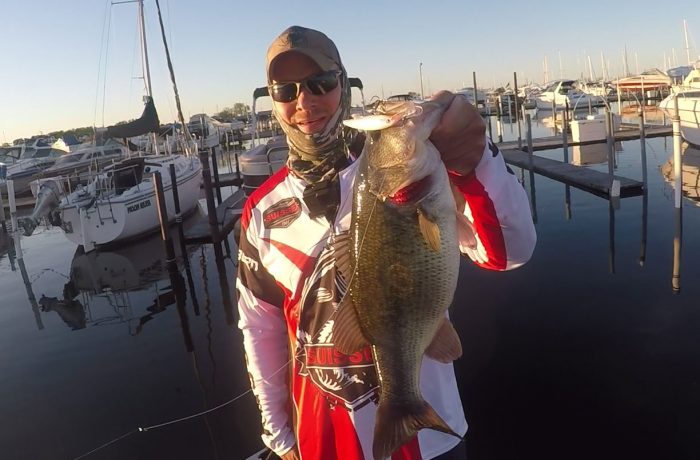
[501,149,643,198]
[497,125,672,152]
[184,188,246,244]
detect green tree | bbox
[214,103,250,122]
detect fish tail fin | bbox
[372,399,459,460]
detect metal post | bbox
[419,62,424,100]
[526,114,537,223]
[472,72,479,110]
[152,171,176,264]
[639,107,648,187]
[608,201,616,274]
[7,180,22,259]
[199,149,221,244]
[672,207,682,293]
[562,103,569,161]
[496,100,503,143]
[514,72,522,149]
[672,95,683,209]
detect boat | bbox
[19,0,203,251]
[0,137,68,197]
[534,79,603,111]
[33,139,129,193]
[659,89,700,146]
[612,68,672,92]
[55,154,201,251]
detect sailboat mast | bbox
[684,19,692,66]
[138,0,153,98]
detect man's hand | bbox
[280,446,300,460]
[429,90,486,176]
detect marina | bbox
[3,113,700,458]
[3,2,700,459]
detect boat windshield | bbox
[53,154,82,165]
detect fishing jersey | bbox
[237,136,536,460]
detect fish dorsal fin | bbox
[332,296,370,355]
[331,231,352,283]
[425,317,463,363]
[418,208,441,252]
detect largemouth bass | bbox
[333,101,468,459]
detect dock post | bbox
[199,149,222,246]
[562,103,569,161]
[152,171,176,264]
[672,95,683,209]
[562,106,571,219]
[496,99,503,143]
[616,83,622,115]
[525,114,537,223]
[638,107,648,187]
[472,71,479,111]
[0,186,7,234]
[7,180,22,259]
[169,164,188,265]
[210,147,223,206]
[672,206,682,293]
[514,72,522,149]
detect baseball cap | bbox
[267,26,342,81]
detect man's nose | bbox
[296,86,316,110]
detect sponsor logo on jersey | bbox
[263,197,302,228]
[295,242,379,411]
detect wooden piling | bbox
[152,171,176,264]
[0,186,7,234]
[198,149,222,245]
[210,147,223,205]
[169,163,188,265]
[7,180,22,259]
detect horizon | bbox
[1,0,699,143]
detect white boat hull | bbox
[660,93,700,147]
[59,155,202,248]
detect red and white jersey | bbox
[237,136,536,460]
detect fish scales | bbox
[334,101,463,459]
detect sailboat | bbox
[19,0,202,252]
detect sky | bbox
[1,0,700,143]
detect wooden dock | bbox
[183,188,246,245]
[500,149,644,198]
[492,124,670,199]
[497,125,672,152]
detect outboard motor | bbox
[19,178,65,236]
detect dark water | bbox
[1,113,699,459]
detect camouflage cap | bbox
[266,26,341,82]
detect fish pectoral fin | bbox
[418,208,441,252]
[332,297,370,355]
[425,317,463,363]
[456,211,477,249]
[332,231,352,283]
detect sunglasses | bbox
[269,70,342,103]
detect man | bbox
[237,26,536,460]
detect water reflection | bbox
[39,231,198,334]
[660,142,700,207]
